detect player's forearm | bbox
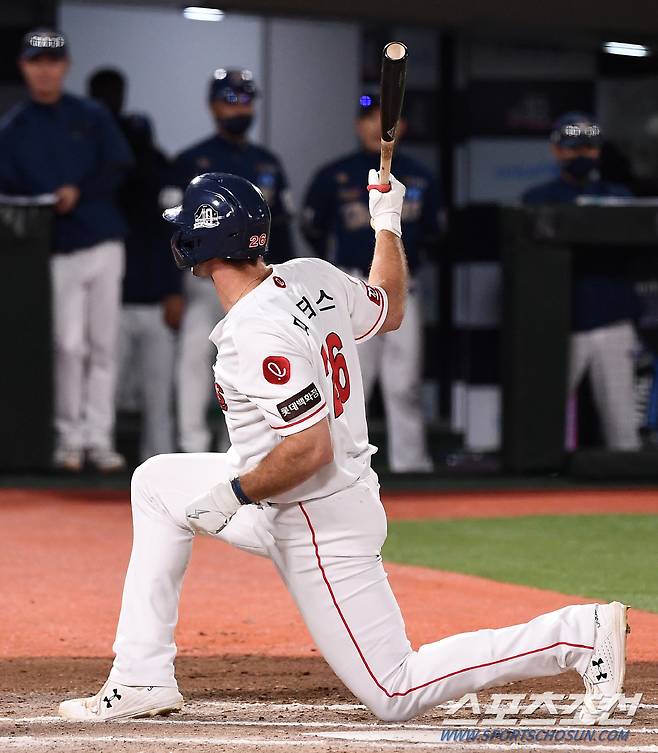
[239,420,333,502]
[367,171,408,332]
[368,230,408,331]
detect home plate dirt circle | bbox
[2,659,657,752]
[2,700,658,752]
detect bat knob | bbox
[384,42,407,62]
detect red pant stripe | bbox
[299,502,593,699]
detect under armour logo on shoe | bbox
[103,689,122,708]
[592,658,608,682]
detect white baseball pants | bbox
[569,321,640,450]
[109,453,595,722]
[50,240,124,452]
[117,304,176,461]
[358,289,433,472]
[177,274,228,452]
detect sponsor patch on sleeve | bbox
[276,383,322,422]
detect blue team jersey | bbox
[172,134,293,264]
[0,93,132,253]
[522,176,641,331]
[301,149,441,275]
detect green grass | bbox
[384,515,658,613]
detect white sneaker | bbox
[53,447,83,473]
[59,679,183,721]
[579,602,630,722]
[87,447,126,473]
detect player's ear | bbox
[397,118,407,140]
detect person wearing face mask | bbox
[523,112,641,450]
[301,94,441,472]
[169,69,294,454]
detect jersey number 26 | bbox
[321,332,350,418]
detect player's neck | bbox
[30,88,63,105]
[217,128,247,146]
[210,261,272,312]
[559,169,588,188]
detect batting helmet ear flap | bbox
[170,230,193,270]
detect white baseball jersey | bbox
[209,257,388,504]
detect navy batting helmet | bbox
[163,173,271,270]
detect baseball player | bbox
[523,113,642,450]
[171,69,294,455]
[60,171,627,723]
[88,69,180,461]
[302,94,439,472]
[0,29,133,472]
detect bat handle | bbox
[379,139,394,186]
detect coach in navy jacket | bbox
[0,30,133,472]
[301,95,441,472]
[523,112,641,450]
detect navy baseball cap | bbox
[209,69,257,104]
[21,28,68,60]
[357,93,380,117]
[551,112,602,148]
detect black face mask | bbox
[562,155,599,182]
[218,114,253,137]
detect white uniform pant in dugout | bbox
[357,288,432,472]
[110,453,596,722]
[51,240,124,451]
[569,321,640,450]
[117,304,176,461]
[177,274,228,452]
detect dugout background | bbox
[3,0,658,476]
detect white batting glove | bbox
[367,169,406,238]
[185,481,243,536]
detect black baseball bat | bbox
[379,41,408,186]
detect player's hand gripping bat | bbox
[377,41,408,191]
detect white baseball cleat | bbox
[579,602,630,722]
[58,680,183,721]
[86,447,126,473]
[53,447,83,473]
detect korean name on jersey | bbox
[209,257,389,505]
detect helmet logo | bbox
[193,204,220,229]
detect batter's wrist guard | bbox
[230,476,256,506]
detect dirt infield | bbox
[1,658,657,752]
[1,487,657,751]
